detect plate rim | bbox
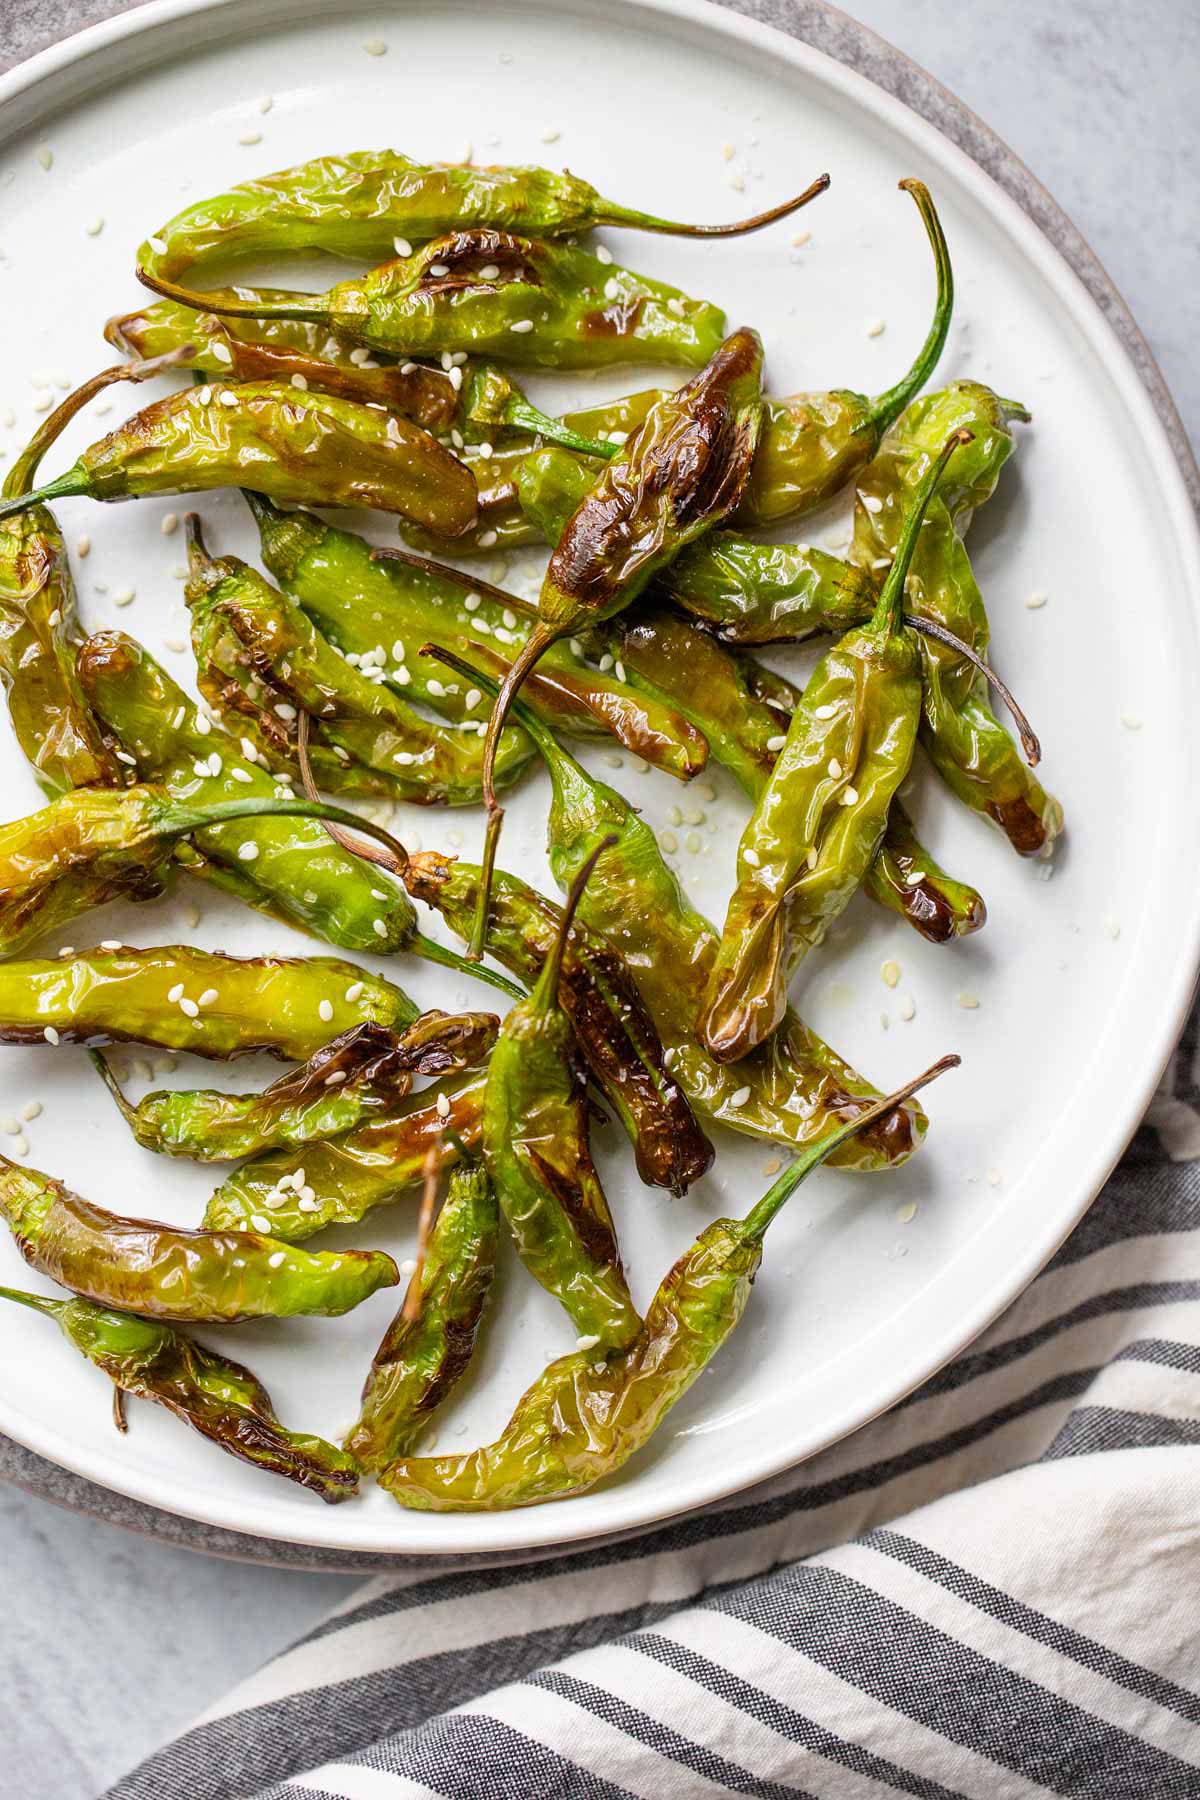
[0,0,1198,1566]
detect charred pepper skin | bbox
[381,1060,955,1511]
[345,1155,499,1469]
[204,1069,488,1241]
[0,1154,398,1322]
[0,1285,361,1502]
[94,1012,496,1161]
[0,945,417,1059]
[0,379,477,538]
[136,148,827,281]
[483,839,641,1352]
[140,233,730,373]
[105,294,459,429]
[700,432,967,1066]
[244,491,708,780]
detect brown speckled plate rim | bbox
[1,0,1195,1573]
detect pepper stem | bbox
[869,427,973,637]
[87,1050,139,1126]
[0,470,90,522]
[597,170,830,237]
[740,1054,960,1244]
[136,266,329,324]
[868,180,954,434]
[184,510,216,576]
[902,613,1041,764]
[162,792,414,867]
[421,643,557,761]
[0,1284,64,1319]
[371,547,537,621]
[529,832,618,1017]
[502,398,617,461]
[3,350,196,501]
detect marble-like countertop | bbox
[2,3,1196,1795]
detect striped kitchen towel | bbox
[105,1020,1200,1800]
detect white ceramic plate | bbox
[0,0,1197,1559]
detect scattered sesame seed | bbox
[661,830,678,854]
[477,530,498,548]
[218,389,238,407]
[956,992,981,1009]
[363,36,387,54]
[729,1084,752,1108]
[35,145,52,171]
[861,494,883,514]
[766,733,787,752]
[728,173,745,192]
[614,660,627,683]
[237,842,259,862]
[896,1200,918,1224]
[10,1135,28,1158]
[509,319,534,333]
[0,1117,19,1135]
[806,846,818,869]
[267,1250,286,1267]
[345,982,364,1001]
[986,1167,1002,1187]
[1025,590,1047,609]
[742,847,761,868]
[814,703,836,719]
[179,997,199,1018]
[436,1092,451,1118]
[160,512,179,535]
[163,637,186,654]
[31,394,53,414]
[880,960,901,988]
[828,758,842,778]
[196,385,212,404]
[400,1258,417,1276]
[238,130,263,146]
[464,593,481,612]
[290,372,308,390]
[100,939,122,951]
[761,1156,782,1176]
[866,318,886,338]
[324,1070,348,1086]
[721,141,735,160]
[198,988,219,1007]
[258,94,273,113]
[114,750,136,767]
[595,245,613,265]
[20,1102,41,1122]
[541,127,561,143]
[840,785,859,806]
[185,904,202,929]
[792,229,811,247]
[685,831,701,854]
[43,1027,60,1045]
[904,870,924,887]
[465,687,482,710]
[297,1194,318,1213]
[319,999,335,1022]
[1121,711,1143,731]
[576,1333,600,1351]
[250,1214,272,1233]
[208,752,222,776]
[167,983,185,1003]
[898,995,916,1022]
[85,217,105,237]
[1104,915,1121,940]
[194,713,212,737]
[372,918,388,938]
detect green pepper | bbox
[869,804,987,943]
[699,432,966,1063]
[0,777,414,961]
[0,1285,360,1501]
[137,148,827,280]
[139,233,727,372]
[483,837,639,1351]
[105,294,459,430]
[381,1056,955,1510]
[204,1068,487,1241]
[476,328,766,949]
[0,377,477,538]
[423,653,924,1169]
[184,516,536,806]
[244,491,708,780]
[92,1011,496,1160]
[0,944,416,1059]
[345,1150,498,1469]
[0,1153,397,1322]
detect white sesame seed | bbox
[957,992,981,1009]
[1104,915,1121,940]
[898,995,916,1022]
[478,263,501,281]
[100,939,122,951]
[319,999,335,1023]
[862,494,884,514]
[179,997,199,1018]
[114,750,136,767]
[148,236,168,256]
[194,713,212,738]
[595,244,613,265]
[742,847,761,868]
[238,130,263,146]
[21,1101,42,1122]
[728,172,745,192]
[159,512,179,536]
[477,530,498,548]
[828,758,842,778]
[363,36,387,54]
[85,217,105,237]
[766,733,787,752]
[208,752,222,776]
[792,229,811,247]
[896,1201,918,1224]
[267,1249,286,1267]
[1025,590,1047,609]
[880,960,901,988]
[373,918,388,938]
[729,1084,752,1108]
[427,264,450,279]
[258,94,273,113]
[400,1258,417,1276]
[196,385,212,404]
[75,533,91,559]
[464,593,481,613]
[986,1168,1002,1188]
[575,1333,601,1352]
[238,842,259,862]
[904,870,924,887]
[198,988,219,1007]
[509,319,534,333]
[840,785,859,806]
[300,1184,316,1204]
[35,145,52,171]
[0,1117,19,1135]
[297,1194,318,1212]
[10,1135,28,1158]
[31,393,53,414]
[185,904,202,929]
[219,389,238,407]
[1121,712,1143,731]
[866,318,886,338]
[814,703,836,719]
[324,1070,348,1086]
[250,1214,272,1233]
[436,1092,450,1118]
[806,847,818,869]
[167,983,186,1003]
[163,638,186,654]
[43,1027,60,1046]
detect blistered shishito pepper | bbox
[140,233,729,373]
[0,1285,360,1502]
[428,654,924,1168]
[183,516,535,806]
[484,838,640,1351]
[93,1012,496,1161]
[204,1069,487,1241]
[852,384,1062,855]
[0,777,413,961]
[137,147,827,280]
[700,432,967,1064]
[476,328,765,948]
[105,294,459,430]
[0,945,417,1059]
[0,377,477,538]
[869,804,987,943]
[345,1150,498,1469]
[381,1058,955,1511]
[244,491,707,780]
[0,1153,397,1322]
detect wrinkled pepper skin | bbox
[141,233,727,373]
[105,295,459,429]
[204,1070,487,1241]
[0,1154,397,1322]
[381,1063,949,1510]
[0,1285,360,1501]
[77,632,420,953]
[0,945,416,1059]
[184,523,535,806]
[869,805,986,943]
[345,1157,498,1469]
[852,384,1062,856]
[95,1012,495,1160]
[0,380,477,538]
[483,844,640,1351]
[245,492,707,780]
[137,149,823,281]
[701,434,966,1064]
[405,853,713,1197]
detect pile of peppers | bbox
[0,142,1058,1511]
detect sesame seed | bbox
[464,593,481,612]
[319,999,334,1022]
[218,389,238,407]
[897,1201,918,1224]
[324,1070,348,1086]
[729,1084,752,1108]
[0,1117,19,1135]
[1025,590,1047,609]
[1104,915,1121,940]
[477,530,498,548]
[828,758,842,778]
[509,319,534,333]
[196,385,212,404]
[10,1135,28,1158]
[373,918,388,938]
[21,1102,42,1122]
[792,229,811,247]
[35,145,52,171]
[160,513,179,535]
[43,1027,60,1046]
[185,904,202,929]
[163,638,186,654]
[289,372,308,390]
[208,752,222,776]
[100,939,122,950]
[363,36,387,54]
[742,847,761,868]
[297,1195,318,1213]
[806,846,818,869]
[148,236,168,255]
[85,217,105,237]
[728,173,745,192]
[956,992,980,1009]
[267,1250,286,1267]
[575,1333,600,1351]
[866,318,886,337]
[880,960,901,988]
[238,842,259,862]
[685,832,701,854]
[595,245,613,265]
[400,1258,417,1276]
[194,713,211,737]
[904,870,924,887]
[1121,712,1143,731]
[167,983,185,1003]
[814,703,836,719]
[986,1168,1002,1187]
[721,141,735,160]
[258,94,273,112]
[861,494,884,514]
[179,997,199,1018]
[766,733,787,752]
[250,1214,272,1233]
[898,995,916,1022]
[114,751,136,767]
[76,533,90,558]
[198,988,219,1007]
[436,1093,451,1119]
[840,785,859,806]
[57,947,75,958]
[238,130,263,146]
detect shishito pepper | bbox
[204,1068,487,1241]
[475,327,766,950]
[0,378,477,538]
[183,515,536,806]
[0,1285,360,1502]
[105,293,459,429]
[484,838,639,1352]
[423,653,923,1169]
[92,1011,496,1161]
[0,1153,397,1322]
[0,945,417,1060]
[700,431,968,1065]
[137,147,827,280]
[380,1056,955,1511]
[244,491,708,780]
[0,778,415,961]
[140,232,729,373]
[345,1149,498,1469]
